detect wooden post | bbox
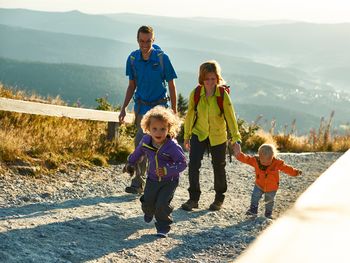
[107,122,119,141]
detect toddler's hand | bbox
[297,169,302,176]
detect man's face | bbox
[138,32,154,54]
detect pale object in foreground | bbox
[234,149,350,263]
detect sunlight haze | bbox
[1,0,350,23]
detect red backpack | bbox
[193,84,230,115]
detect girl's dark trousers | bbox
[187,134,227,203]
[140,178,178,233]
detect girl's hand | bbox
[156,167,166,177]
[184,139,190,151]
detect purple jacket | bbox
[128,135,187,182]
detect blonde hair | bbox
[198,60,225,86]
[141,106,181,138]
[258,144,278,158]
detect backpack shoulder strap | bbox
[193,85,202,112]
[155,49,165,81]
[156,50,164,69]
[191,85,202,129]
[129,51,138,80]
[217,86,226,115]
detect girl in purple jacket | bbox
[124,106,187,237]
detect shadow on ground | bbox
[0,195,212,262]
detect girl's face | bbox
[203,72,217,90]
[259,152,273,166]
[149,117,169,145]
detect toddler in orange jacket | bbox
[234,143,302,219]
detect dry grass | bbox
[248,111,350,153]
[1,83,348,173]
[0,84,134,172]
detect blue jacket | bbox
[127,135,187,182]
[125,48,177,115]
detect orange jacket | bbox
[236,152,300,192]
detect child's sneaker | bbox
[156,229,169,238]
[144,214,153,223]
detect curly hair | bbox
[141,106,181,138]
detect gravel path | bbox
[0,152,342,263]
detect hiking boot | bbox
[209,200,223,211]
[181,200,199,211]
[125,186,143,194]
[144,214,153,223]
[265,212,274,219]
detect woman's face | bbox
[203,72,217,90]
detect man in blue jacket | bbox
[119,25,178,194]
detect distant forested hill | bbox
[0,24,131,67]
[0,57,323,133]
[0,57,127,107]
[0,8,349,133]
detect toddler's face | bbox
[149,117,169,145]
[259,152,273,166]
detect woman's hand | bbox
[184,139,190,151]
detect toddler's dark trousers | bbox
[141,178,178,232]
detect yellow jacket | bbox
[184,85,241,146]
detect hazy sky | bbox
[1,0,350,23]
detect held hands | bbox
[123,163,135,177]
[229,141,241,157]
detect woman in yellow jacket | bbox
[181,60,241,211]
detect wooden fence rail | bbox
[0,97,134,140]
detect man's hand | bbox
[118,108,126,124]
[123,163,135,176]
